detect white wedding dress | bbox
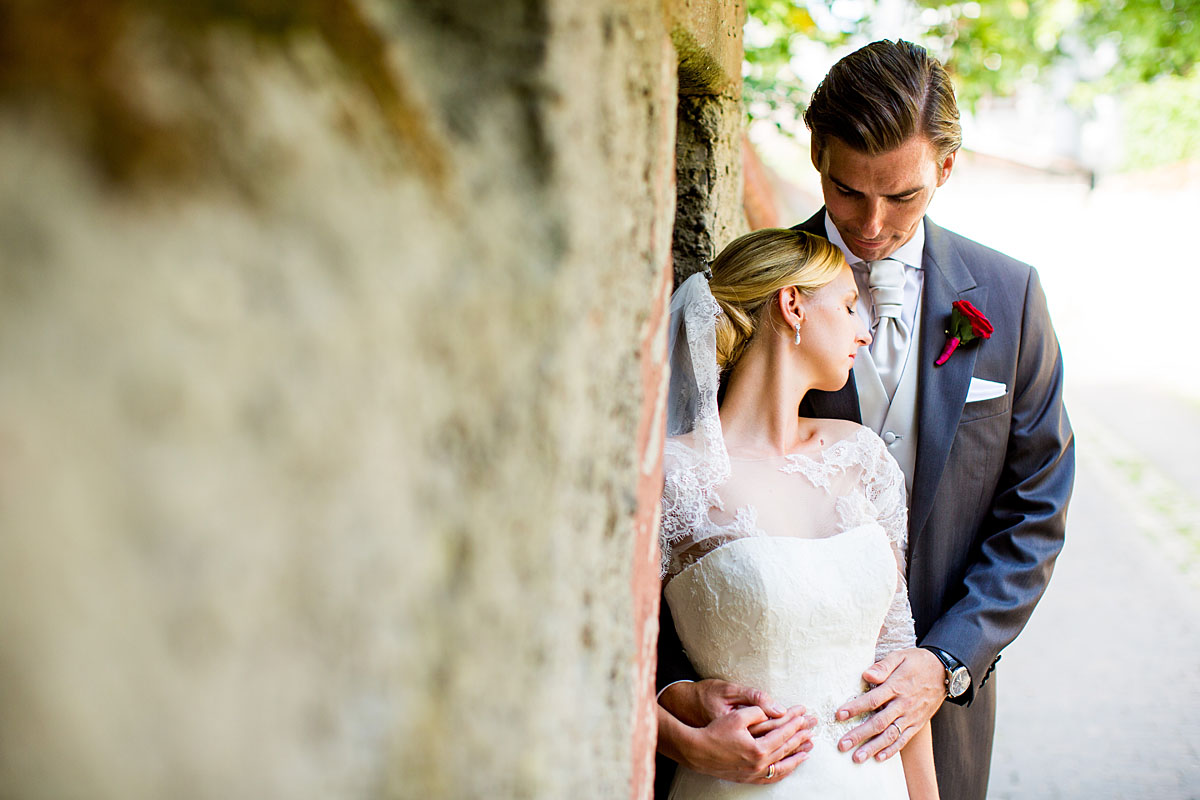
[661,425,916,800]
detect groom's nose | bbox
[859,199,885,238]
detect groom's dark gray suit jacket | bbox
[656,212,1075,800]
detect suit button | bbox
[882,431,898,445]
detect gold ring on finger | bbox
[766,763,775,780]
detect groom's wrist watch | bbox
[922,646,971,702]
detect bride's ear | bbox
[776,286,805,331]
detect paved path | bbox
[987,388,1200,799]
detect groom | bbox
[656,40,1074,800]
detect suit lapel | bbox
[909,219,987,548]
[793,211,825,237]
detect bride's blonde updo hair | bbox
[708,228,846,371]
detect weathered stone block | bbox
[0,2,678,798]
[673,93,747,284]
[667,0,746,96]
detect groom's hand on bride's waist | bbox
[834,648,946,764]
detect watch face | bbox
[948,667,971,698]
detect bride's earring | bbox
[794,323,802,345]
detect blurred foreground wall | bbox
[0,1,742,797]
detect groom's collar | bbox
[822,211,925,270]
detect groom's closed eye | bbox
[830,182,918,203]
[885,188,922,202]
[828,178,860,196]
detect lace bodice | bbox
[664,529,910,799]
[660,425,916,662]
[661,425,917,799]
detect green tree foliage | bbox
[744,0,1200,167]
[743,0,846,133]
[1079,0,1199,86]
[1121,72,1200,168]
[923,0,1199,99]
[1080,0,1200,168]
[911,0,1073,108]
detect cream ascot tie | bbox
[867,258,910,399]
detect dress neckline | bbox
[724,428,871,464]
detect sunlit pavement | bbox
[986,390,1200,799]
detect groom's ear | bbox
[936,150,957,186]
[810,138,823,172]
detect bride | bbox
[656,228,938,799]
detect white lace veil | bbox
[660,272,732,576]
[666,272,730,481]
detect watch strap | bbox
[921,645,971,701]
[922,645,962,672]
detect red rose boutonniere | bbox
[935,300,993,366]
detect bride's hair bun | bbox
[707,229,845,371]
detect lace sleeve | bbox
[860,433,917,662]
[659,453,690,578]
[659,441,709,579]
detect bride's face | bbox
[798,266,871,390]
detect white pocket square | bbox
[967,377,1007,403]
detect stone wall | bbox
[669,0,747,283]
[0,2,680,797]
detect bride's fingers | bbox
[755,712,814,760]
[746,706,808,737]
[745,715,813,740]
[752,748,810,785]
[780,717,817,758]
[755,713,816,754]
[730,704,771,730]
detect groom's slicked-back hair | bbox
[805,39,961,165]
